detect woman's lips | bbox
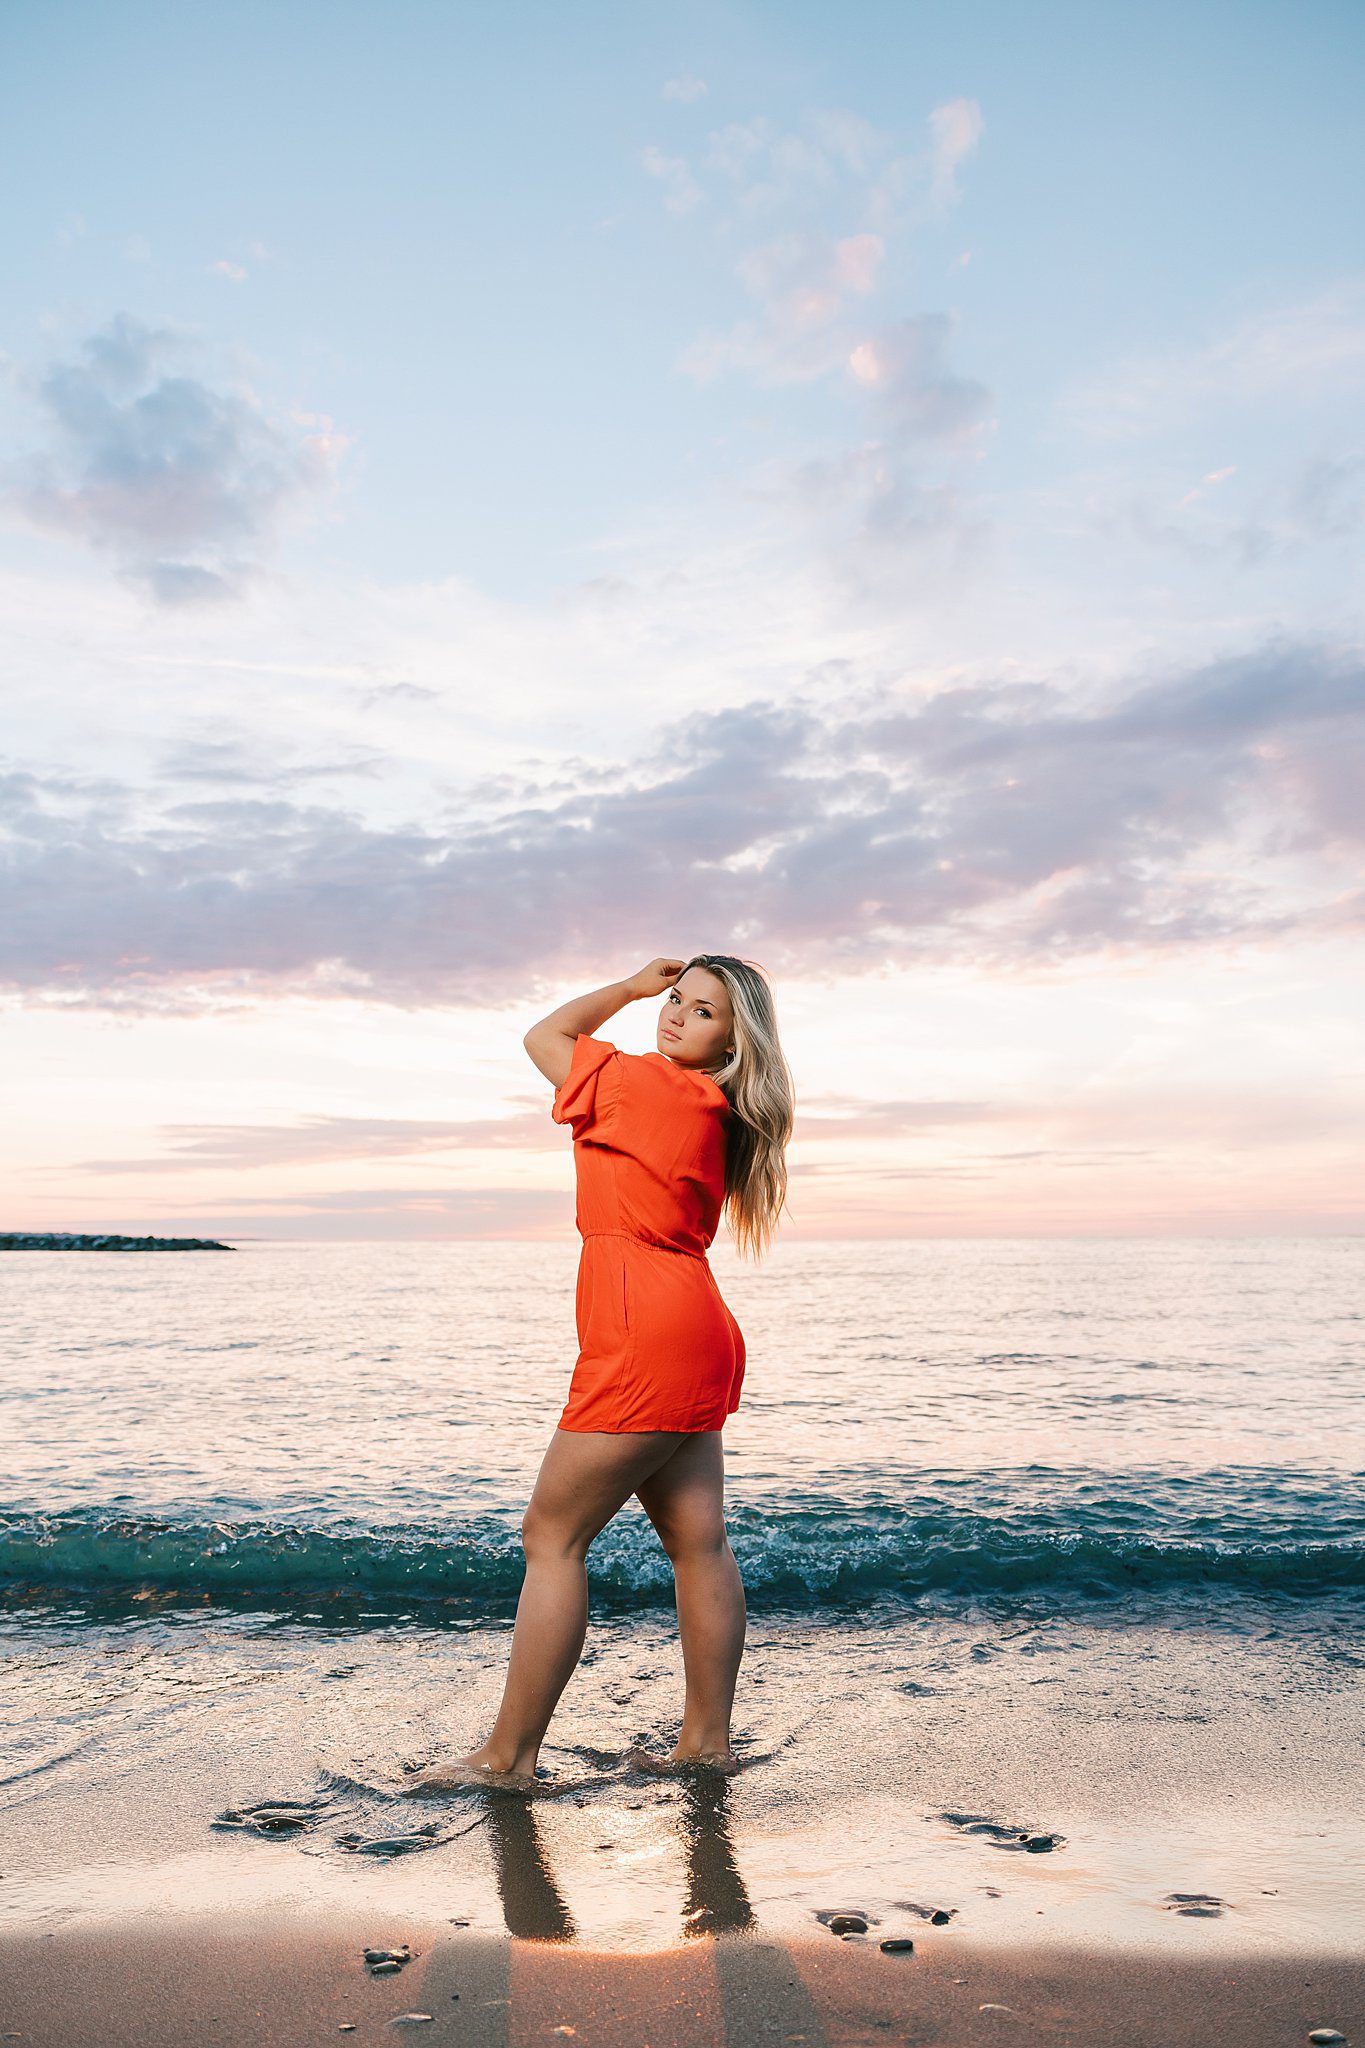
[662,1029,681,1041]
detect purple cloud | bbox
[2,634,1360,1009]
[0,313,341,604]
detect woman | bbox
[406,952,793,1792]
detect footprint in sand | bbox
[1162,1891,1229,1917]
[895,1900,958,1924]
[936,1810,1064,1854]
[336,1821,447,1857]
[212,1795,340,1837]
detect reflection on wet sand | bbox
[479,1770,754,1944]
[484,1793,578,1943]
[676,1776,756,1938]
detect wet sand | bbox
[1,1910,1362,2047]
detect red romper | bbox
[551,1032,747,1433]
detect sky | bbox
[1,0,1362,1241]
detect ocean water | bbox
[2,1237,1363,1953]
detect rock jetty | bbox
[0,1232,234,1252]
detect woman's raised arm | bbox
[523,958,685,1086]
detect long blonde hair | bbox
[686,952,794,1261]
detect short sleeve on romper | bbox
[550,1033,622,1139]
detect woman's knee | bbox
[520,1500,590,1561]
[658,1515,730,1564]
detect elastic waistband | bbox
[582,1229,709,1263]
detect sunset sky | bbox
[2,0,1362,1240]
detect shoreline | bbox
[1,1910,1361,2047]
[5,1599,1363,1960]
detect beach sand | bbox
[4,1598,1364,2043]
[2,1909,1362,2047]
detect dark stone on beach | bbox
[1023,1833,1056,1852]
[364,1947,411,1969]
[0,1231,233,1252]
[1163,1891,1227,1917]
[1307,2030,1346,2043]
[879,1938,916,1953]
[930,1909,953,1925]
[828,1914,868,1935]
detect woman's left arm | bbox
[523,958,684,1087]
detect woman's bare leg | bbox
[634,1430,746,1764]
[406,1426,687,1789]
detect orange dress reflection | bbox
[551,1033,746,1433]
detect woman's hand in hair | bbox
[625,957,686,1000]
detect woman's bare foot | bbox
[402,1747,538,1795]
[623,1742,742,1776]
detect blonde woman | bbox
[406,954,793,1791]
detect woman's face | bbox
[657,966,733,1070]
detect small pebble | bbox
[879,1938,915,1954]
[370,1961,404,1975]
[979,2004,1015,2016]
[930,1909,953,1926]
[828,1914,868,1935]
[1023,1833,1055,1853]
[1308,2032,1347,2045]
